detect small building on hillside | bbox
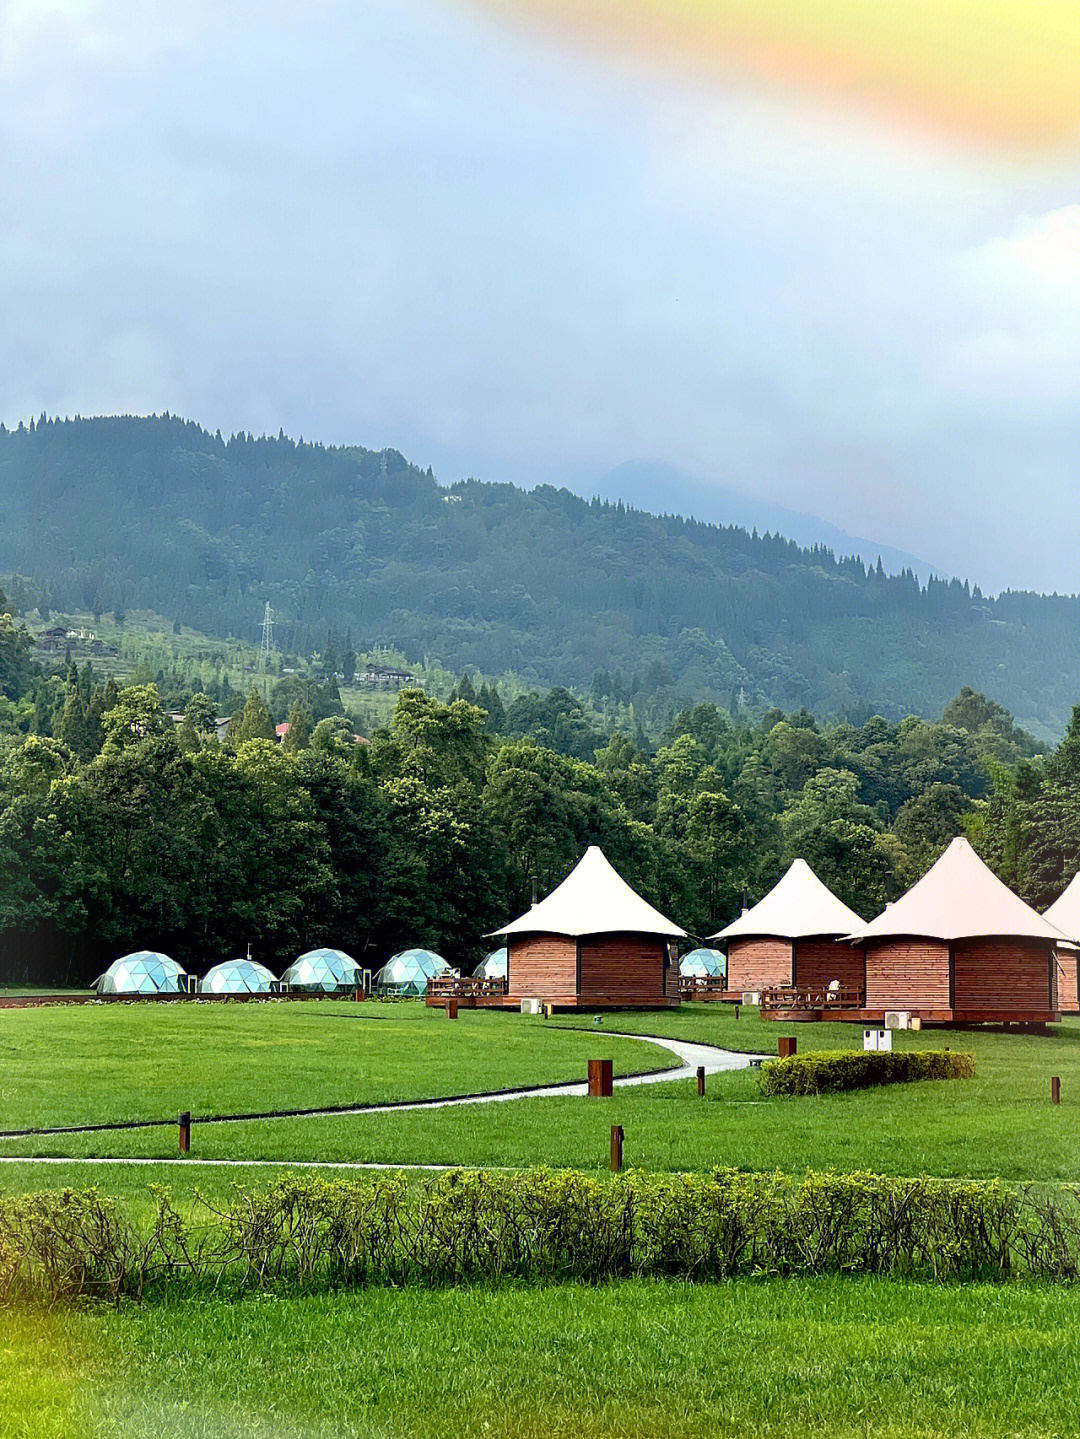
[711,859,864,998]
[491,846,685,1009]
[851,837,1065,1023]
[1044,874,1080,1014]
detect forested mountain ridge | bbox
[3,414,1078,736]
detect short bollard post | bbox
[1052,1075,1061,1106]
[697,1065,706,1097]
[778,1036,797,1059]
[588,1059,614,1097]
[734,1003,740,1021]
[610,1124,624,1172]
[178,1111,191,1154]
[446,998,458,1020]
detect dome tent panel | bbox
[373,948,452,996]
[679,947,726,978]
[95,952,186,995]
[474,948,507,980]
[199,959,278,995]
[281,948,361,993]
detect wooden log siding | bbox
[793,938,865,992]
[578,933,670,1005]
[725,937,793,994]
[952,939,1054,1015]
[506,935,578,998]
[1056,949,1080,1013]
[864,939,950,1010]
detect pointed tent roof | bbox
[852,837,1067,943]
[709,858,863,942]
[1044,872,1080,947]
[493,846,686,939]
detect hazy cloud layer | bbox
[3,1,1078,592]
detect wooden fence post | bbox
[588,1059,614,1097]
[178,1112,191,1153]
[697,1065,706,1096]
[778,1037,797,1059]
[610,1124,624,1172]
[446,998,458,1020]
[1052,1075,1061,1105]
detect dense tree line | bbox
[1,589,1065,985]
[4,415,1080,735]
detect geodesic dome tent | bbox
[679,947,727,979]
[473,947,507,980]
[372,948,452,997]
[198,959,277,995]
[94,952,187,995]
[281,947,361,993]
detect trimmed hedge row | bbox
[759,1049,975,1095]
[2,1165,1080,1305]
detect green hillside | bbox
[3,414,1078,735]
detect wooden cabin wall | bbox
[952,939,1053,1014]
[725,937,793,993]
[793,938,865,992]
[864,939,949,1010]
[1056,949,1080,1013]
[578,934,670,1004]
[507,935,577,998]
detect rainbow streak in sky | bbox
[466,0,1080,153]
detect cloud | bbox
[1,1,1078,593]
[935,206,1080,404]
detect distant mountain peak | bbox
[592,460,940,582]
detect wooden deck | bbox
[424,975,680,1011]
[678,975,732,1002]
[759,984,1060,1026]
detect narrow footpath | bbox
[0,1033,768,1170]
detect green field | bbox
[5,1277,1080,1438]
[4,1006,1078,1184]
[0,1002,671,1132]
[5,1002,1080,1438]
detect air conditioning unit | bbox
[863,1028,893,1052]
[741,991,761,1006]
[884,1010,911,1030]
[520,998,543,1015]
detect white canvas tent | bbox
[1045,873,1080,948]
[492,846,686,939]
[851,838,1066,943]
[710,859,862,941]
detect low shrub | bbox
[759,1049,975,1096]
[4,1165,1080,1304]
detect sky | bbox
[3,0,1079,593]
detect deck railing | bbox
[678,974,727,997]
[426,974,509,999]
[760,984,865,1011]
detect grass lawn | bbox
[3,1277,1080,1438]
[0,1003,672,1132]
[8,1011,1079,1183]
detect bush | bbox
[5,1165,1080,1304]
[759,1049,975,1096]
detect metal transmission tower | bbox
[260,602,275,662]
